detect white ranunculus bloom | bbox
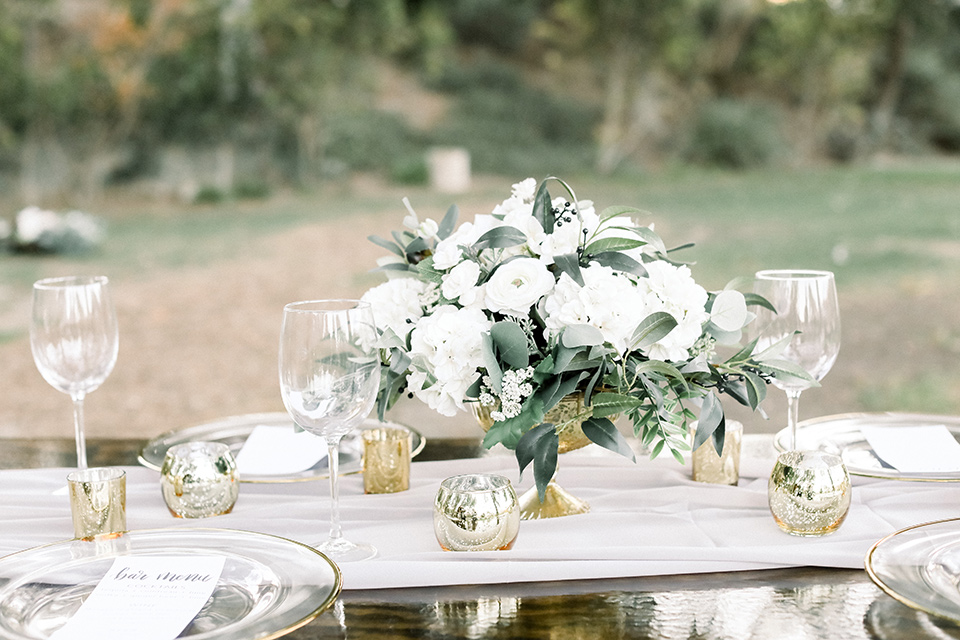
[542,264,649,353]
[636,261,709,361]
[538,202,599,265]
[484,258,555,315]
[441,260,482,305]
[408,305,491,414]
[511,178,538,202]
[360,277,431,339]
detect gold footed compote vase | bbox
[472,393,615,520]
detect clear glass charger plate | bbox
[773,412,960,481]
[866,518,960,624]
[138,413,425,483]
[0,528,341,640]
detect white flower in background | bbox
[636,261,709,362]
[431,215,499,269]
[401,197,440,240]
[484,257,554,315]
[441,260,483,306]
[542,264,648,353]
[14,206,61,244]
[511,177,538,202]
[408,305,491,415]
[361,277,433,340]
[63,210,105,246]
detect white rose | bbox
[441,260,481,304]
[484,258,555,314]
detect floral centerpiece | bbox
[362,177,811,501]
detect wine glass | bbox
[752,270,840,451]
[279,299,381,562]
[30,276,119,469]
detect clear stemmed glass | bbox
[30,276,119,469]
[752,270,841,451]
[279,299,381,562]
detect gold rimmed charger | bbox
[139,413,425,483]
[0,528,341,640]
[773,412,960,481]
[866,518,960,624]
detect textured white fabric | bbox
[0,443,956,590]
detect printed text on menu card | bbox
[50,556,225,640]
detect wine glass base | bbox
[312,537,377,562]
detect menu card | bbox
[234,425,328,475]
[861,425,960,473]
[50,556,225,640]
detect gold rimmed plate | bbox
[773,412,960,481]
[0,528,341,640]
[866,518,960,624]
[139,413,425,483]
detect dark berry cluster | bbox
[551,201,577,227]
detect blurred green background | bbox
[1,0,959,441]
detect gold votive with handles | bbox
[692,420,743,486]
[362,427,411,494]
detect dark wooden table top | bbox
[1,436,957,639]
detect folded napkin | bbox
[1,442,956,590]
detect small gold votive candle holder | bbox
[67,467,126,540]
[160,441,239,518]
[362,427,411,494]
[768,450,851,537]
[692,420,742,485]
[434,474,520,552]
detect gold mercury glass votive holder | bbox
[160,441,239,518]
[67,467,126,540]
[768,450,851,537]
[434,474,520,551]
[692,420,743,485]
[362,427,411,494]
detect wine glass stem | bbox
[72,393,88,469]
[785,388,803,451]
[325,436,343,543]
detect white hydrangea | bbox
[636,261,709,362]
[542,264,649,353]
[360,277,433,340]
[407,305,492,415]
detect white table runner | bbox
[1,444,958,590]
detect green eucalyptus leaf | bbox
[417,256,444,284]
[631,312,678,350]
[491,321,529,369]
[373,263,415,273]
[405,236,429,259]
[634,360,688,388]
[481,332,502,394]
[692,392,724,451]
[533,181,553,234]
[589,251,648,277]
[598,205,642,223]
[561,324,605,348]
[591,392,643,417]
[368,234,405,259]
[758,358,818,386]
[554,252,585,287]
[583,236,647,255]
[582,417,636,462]
[516,423,559,502]
[744,292,777,312]
[630,226,667,254]
[744,370,767,409]
[473,226,527,251]
[437,204,458,240]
